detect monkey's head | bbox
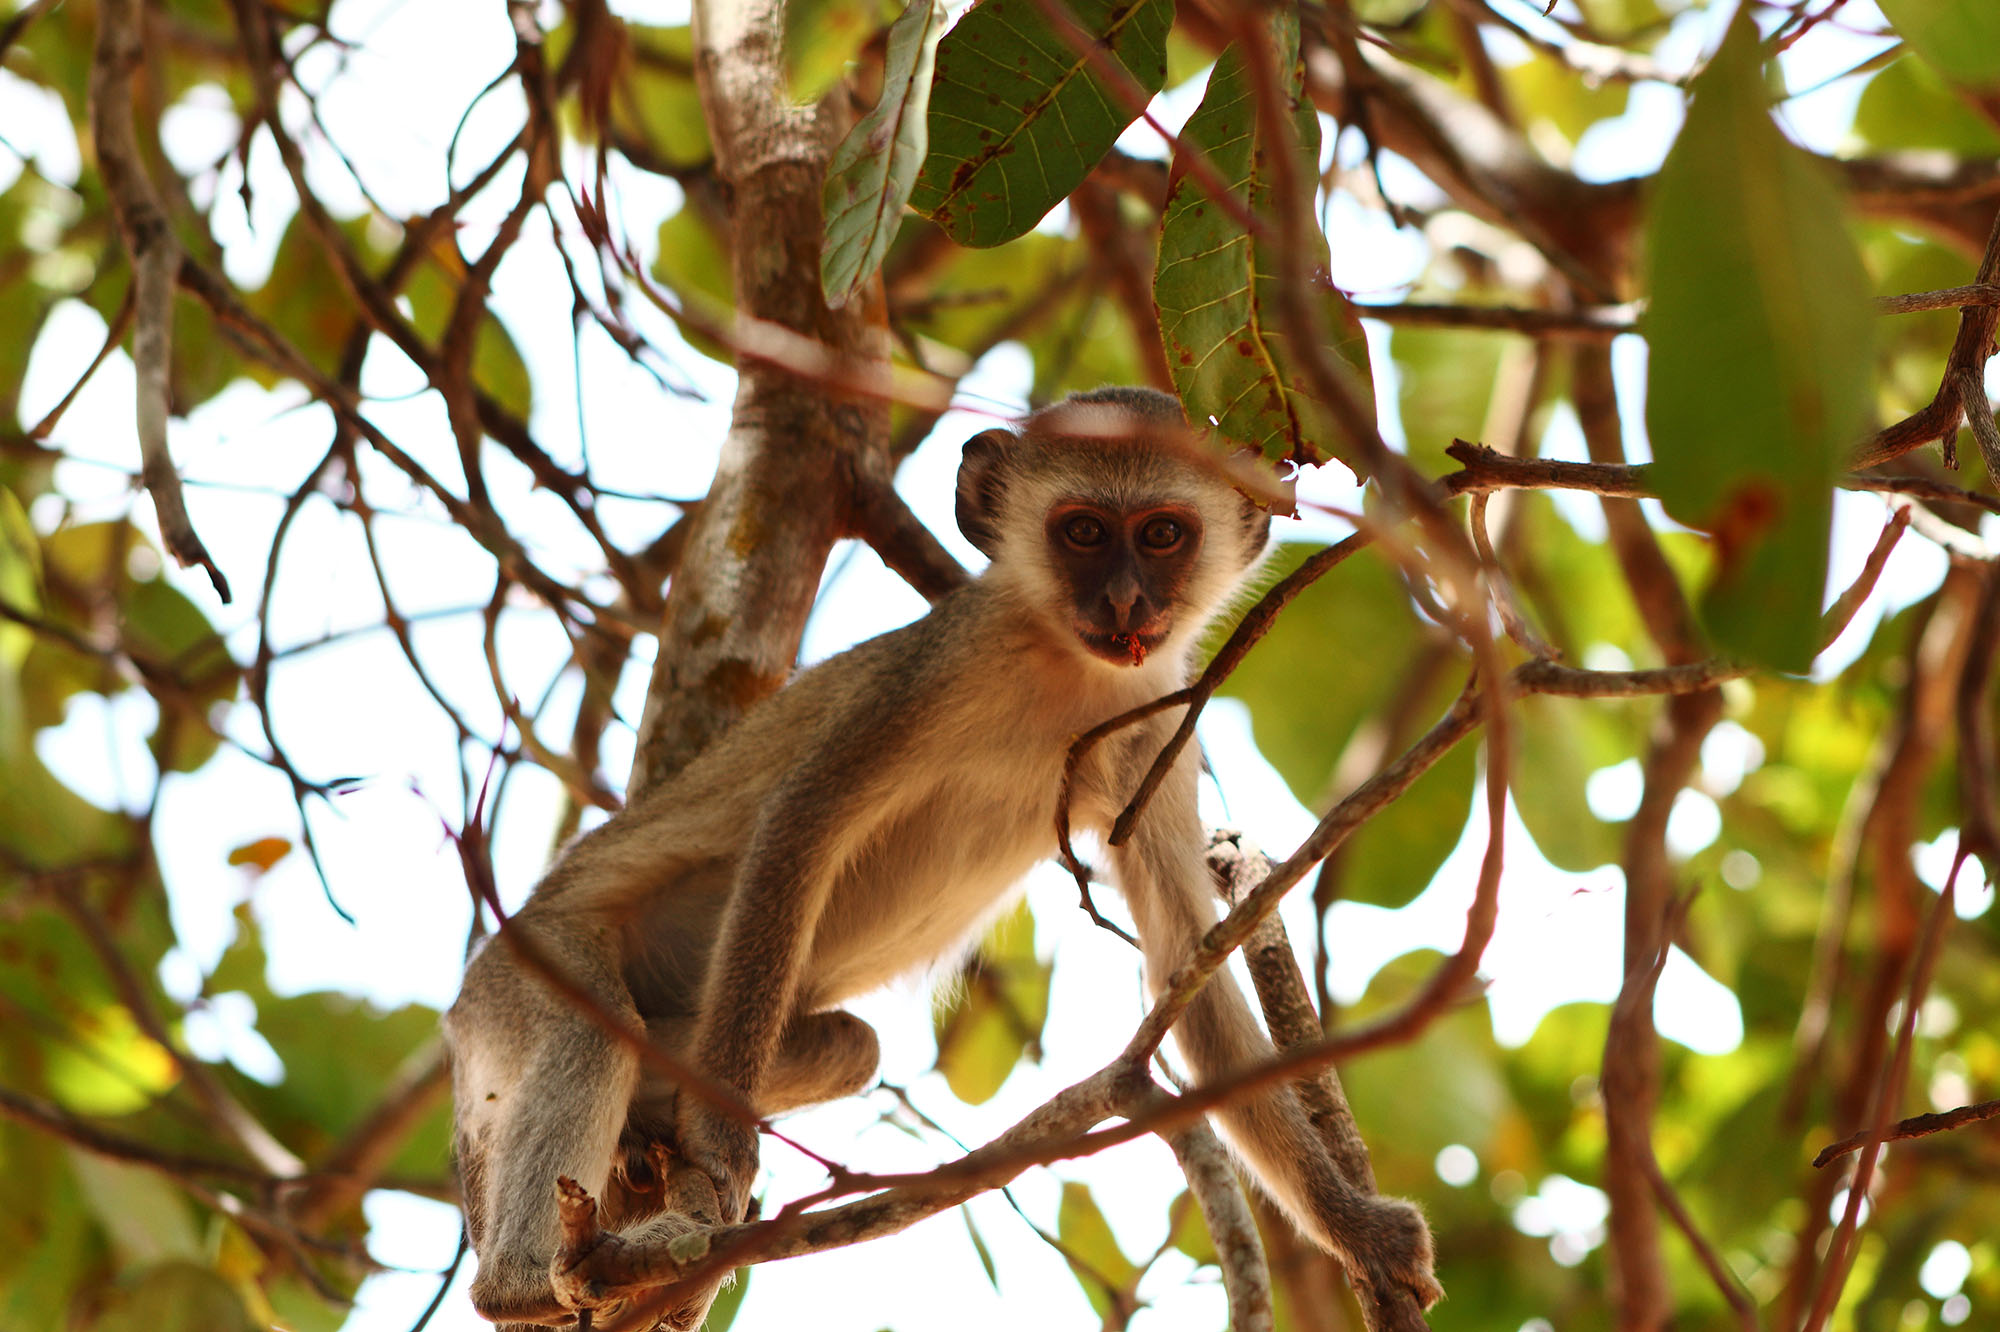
[956,387,1272,668]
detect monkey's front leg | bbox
[677,818,843,1221]
[446,912,645,1327]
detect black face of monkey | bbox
[1045,500,1204,666]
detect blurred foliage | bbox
[4,0,2000,1329]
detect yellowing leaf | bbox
[226,837,292,873]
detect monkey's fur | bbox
[445,388,1439,1329]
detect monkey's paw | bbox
[1353,1196,1444,1313]
[673,1103,760,1224]
[549,1176,726,1332]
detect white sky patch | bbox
[1700,721,1765,798]
[1665,789,1721,858]
[1920,1241,1973,1299]
[1585,759,1643,822]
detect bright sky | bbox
[6,0,1993,1328]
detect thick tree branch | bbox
[627,0,892,796]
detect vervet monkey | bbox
[445,387,1438,1330]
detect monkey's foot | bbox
[1346,1196,1444,1322]
[550,1176,731,1332]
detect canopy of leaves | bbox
[5,0,2000,1329]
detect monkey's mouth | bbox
[1077,629,1167,666]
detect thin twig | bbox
[1470,491,1558,659]
[1813,1097,2000,1168]
[1853,205,2000,470]
[1800,849,1963,1332]
[1355,300,1638,338]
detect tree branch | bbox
[90,0,229,601]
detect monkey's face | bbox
[1045,501,1205,666]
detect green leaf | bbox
[932,899,1048,1104]
[1877,0,2000,89]
[787,0,893,104]
[1573,0,1667,41]
[653,205,736,365]
[822,0,949,308]
[700,1262,750,1330]
[67,1153,202,1268]
[403,256,535,423]
[1504,55,1630,146]
[1388,325,1508,476]
[84,1262,259,1332]
[1342,957,1509,1157]
[908,0,1171,246]
[1155,13,1372,473]
[0,1130,96,1327]
[248,215,391,382]
[1644,15,1874,671]
[1166,1189,1218,1266]
[1220,542,1474,908]
[1853,55,2000,155]
[22,522,239,774]
[1055,1181,1139,1317]
[1511,693,1623,872]
[616,26,713,168]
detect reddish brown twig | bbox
[1813,1097,2000,1168]
[1800,849,1964,1332]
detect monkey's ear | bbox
[956,428,1016,557]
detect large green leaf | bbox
[1644,15,1874,671]
[822,0,949,308]
[0,1127,98,1327]
[1155,13,1371,474]
[908,0,1171,246]
[653,204,735,366]
[1221,542,1474,908]
[1853,55,2000,155]
[247,215,391,383]
[206,908,448,1181]
[1877,0,2000,89]
[1388,325,1508,476]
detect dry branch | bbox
[1165,1123,1275,1332]
[89,0,230,601]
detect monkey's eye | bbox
[1062,515,1109,547]
[1138,516,1184,550]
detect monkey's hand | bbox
[550,1172,728,1332]
[674,1099,760,1224]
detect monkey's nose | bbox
[1104,573,1147,630]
